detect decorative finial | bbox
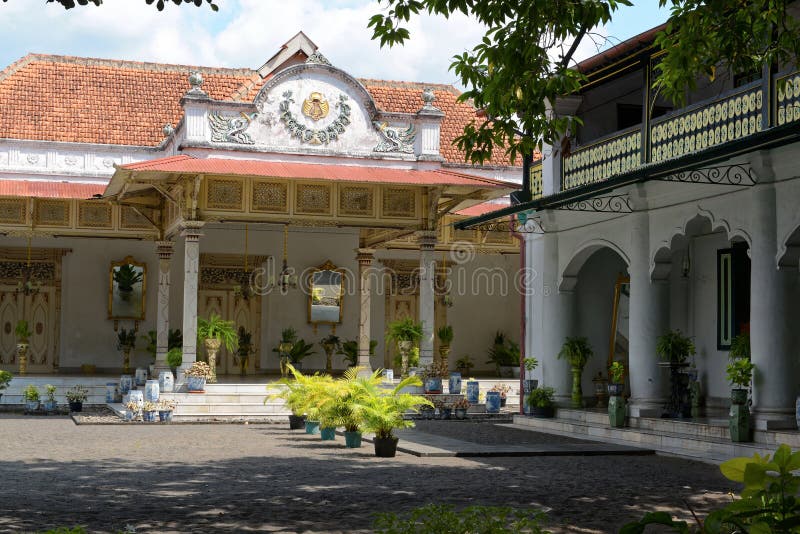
[162,124,175,136]
[188,71,204,93]
[306,52,332,66]
[422,87,436,107]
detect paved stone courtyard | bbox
[0,415,734,533]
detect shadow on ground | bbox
[0,424,735,533]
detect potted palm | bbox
[185,361,213,393]
[267,363,313,430]
[437,325,454,369]
[455,355,474,376]
[274,327,297,376]
[356,375,433,457]
[527,386,556,418]
[558,336,593,408]
[607,361,626,428]
[386,318,423,377]
[15,320,32,375]
[320,334,342,374]
[66,385,88,412]
[197,314,238,383]
[236,327,254,377]
[23,383,39,412]
[727,332,754,443]
[116,328,137,374]
[289,338,316,370]
[0,370,12,403]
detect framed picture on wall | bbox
[717,243,750,349]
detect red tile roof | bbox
[0,180,104,198]
[119,155,513,188]
[0,54,518,166]
[454,200,511,216]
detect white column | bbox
[356,248,375,374]
[628,209,669,417]
[179,221,204,377]
[153,240,174,375]
[417,231,437,367]
[750,180,796,428]
[539,231,575,404]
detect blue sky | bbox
[0,1,669,84]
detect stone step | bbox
[158,393,282,405]
[107,403,289,423]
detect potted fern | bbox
[386,318,423,377]
[527,386,556,418]
[486,331,520,377]
[655,329,696,365]
[356,374,433,457]
[237,326,254,377]
[558,336,593,408]
[197,314,238,383]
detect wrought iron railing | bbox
[650,81,763,164]
[776,71,800,126]
[562,127,642,190]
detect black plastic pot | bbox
[288,414,306,430]
[373,436,399,458]
[532,406,555,418]
[68,401,83,413]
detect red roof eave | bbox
[0,180,104,199]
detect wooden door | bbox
[0,286,57,373]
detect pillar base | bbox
[628,398,667,418]
[752,410,797,430]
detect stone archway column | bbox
[539,231,575,404]
[417,231,437,367]
[178,221,204,382]
[750,176,795,428]
[628,209,669,417]
[153,240,174,376]
[356,248,375,375]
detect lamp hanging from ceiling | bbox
[267,224,298,294]
[16,235,41,296]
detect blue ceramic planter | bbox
[119,375,133,395]
[449,372,462,394]
[43,400,58,412]
[144,380,160,402]
[486,391,501,413]
[320,427,336,440]
[466,381,480,404]
[186,376,206,393]
[158,410,173,423]
[424,377,442,394]
[105,382,117,403]
[305,420,320,434]
[143,410,157,422]
[344,431,362,448]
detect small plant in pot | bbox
[386,318,423,377]
[527,386,555,418]
[726,355,755,406]
[42,384,58,412]
[319,333,342,374]
[197,314,238,384]
[455,355,474,376]
[124,399,141,421]
[655,329,696,365]
[273,327,297,376]
[340,339,377,368]
[490,383,512,407]
[0,370,12,403]
[116,328,137,374]
[558,336,593,408]
[453,396,470,419]
[607,361,625,396]
[158,398,176,422]
[356,375,433,458]
[15,320,32,375]
[236,326,254,377]
[66,385,88,412]
[185,361,213,393]
[437,325,454,369]
[486,331,520,377]
[23,383,40,412]
[166,348,182,376]
[142,400,158,422]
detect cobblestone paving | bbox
[0,415,733,533]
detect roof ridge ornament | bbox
[187,71,206,96]
[421,87,439,111]
[306,52,332,67]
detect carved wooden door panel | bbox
[0,287,22,370]
[0,286,57,373]
[385,294,417,370]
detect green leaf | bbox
[721,457,751,482]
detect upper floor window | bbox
[616,104,673,130]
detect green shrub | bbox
[374,504,550,533]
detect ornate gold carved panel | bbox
[120,206,152,229]
[0,198,26,225]
[77,201,113,229]
[251,181,288,213]
[207,178,244,211]
[295,184,332,215]
[34,199,70,227]
[382,187,416,218]
[339,186,375,217]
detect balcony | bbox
[560,70,800,192]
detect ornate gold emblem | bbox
[302,92,330,121]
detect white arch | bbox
[559,238,630,291]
